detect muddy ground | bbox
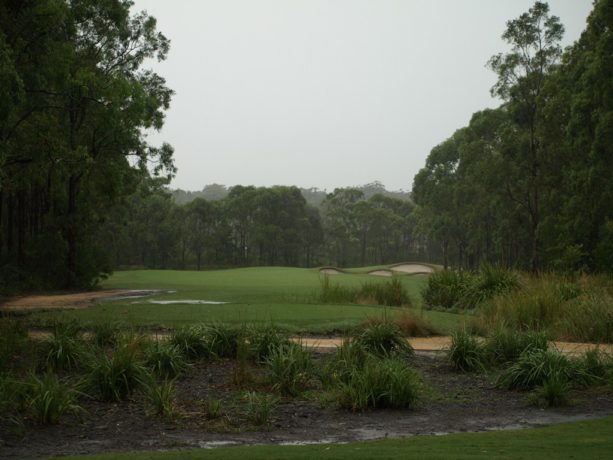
[2,352,612,459]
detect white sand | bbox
[368,270,393,277]
[391,264,435,274]
[319,268,343,275]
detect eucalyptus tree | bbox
[488,1,564,271]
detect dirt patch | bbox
[0,290,157,312]
[391,264,435,274]
[1,353,612,459]
[368,270,393,277]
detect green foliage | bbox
[145,380,176,419]
[265,342,313,396]
[146,342,189,380]
[351,320,414,358]
[40,321,86,372]
[169,325,208,359]
[447,330,485,372]
[248,324,291,362]
[485,329,549,365]
[529,371,571,408]
[421,270,475,310]
[202,397,223,420]
[26,373,82,424]
[84,337,151,402]
[336,356,421,411]
[90,321,121,347]
[320,276,411,307]
[498,349,575,391]
[244,392,278,425]
[205,324,242,359]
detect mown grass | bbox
[27,268,461,334]
[58,416,613,460]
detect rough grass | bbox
[27,268,461,334]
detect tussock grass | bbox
[248,324,291,362]
[320,275,411,307]
[351,320,414,358]
[265,342,313,396]
[40,321,86,372]
[26,372,82,424]
[146,342,189,380]
[447,330,485,372]
[485,328,548,365]
[244,391,278,425]
[145,380,176,419]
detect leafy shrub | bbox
[529,371,571,407]
[244,392,278,425]
[320,276,411,307]
[337,356,420,411]
[40,321,86,371]
[498,349,574,390]
[169,325,208,359]
[447,330,485,372]
[265,342,313,396]
[84,337,151,401]
[202,397,222,419]
[205,324,242,359]
[26,373,82,424]
[0,318,31,373]
[145,380,176,419]
[90,321,121,347]
[248,324,291,362]
[352,320,414,358]
[485,329,548,365]
[146,342,189,379]
[421,270,475,310]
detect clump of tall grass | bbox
[498,349,575,391]
[447,330,485,372]
[265,342,313,396]
[248,324,291,362]
[84,337,151,401]
[145,380,176,419]
[90,321,121,347]
[146,341,189,380]
[26,373,82,424]
[529,371,571,407]
[485,328,548,365]
[480,275,613,342]
[0,318,31,373]
[336,356,421,411]
[169,325,208,359]
[351,320,414,358]
[319,275,411,307]
[244,392,278,425]
[205,324,242,359]
[422,266,519,311]
[40,320,86,372]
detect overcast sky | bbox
[133,0,593,192]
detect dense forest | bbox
[1,1,612,294]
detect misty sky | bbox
[133,0,593,192]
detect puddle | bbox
[100,290,177,302]
[278,439,342,446]
[197,440,239,449]
[145,300,229,305]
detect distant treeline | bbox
[100,183,427,271]
[412,1,612,273]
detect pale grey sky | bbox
[133,0,593,192]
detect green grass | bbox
[28,268,461,334]
[58,416,613,460]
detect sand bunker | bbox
[0,289,156,312]
[319,268,343,275]
[391,263,435,274]
[368,270,393,277]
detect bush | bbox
[352,320,414,358]
[248,324,291,362]
[40,321,86,371]
[561,292,613,343]
[145,380,175,419]
[337,356,420,411]
[90,321,121,347]
[320,276,411,307]
[205,324,242,359]
[324,340,368,386]
[26,373,82,424]
[498,349,574,390]
[169,325,208,359]
[265,342,313,396]
[529,371,571,407]
[84,337,151,401]
[447,330,485,372]
[244,392,278,425]
[421,270,475,310]
[202,397,222,419]
[485,329,548,365]
[146,342,189,379]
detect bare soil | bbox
[1,352,612,459]
[0,290,155,312]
